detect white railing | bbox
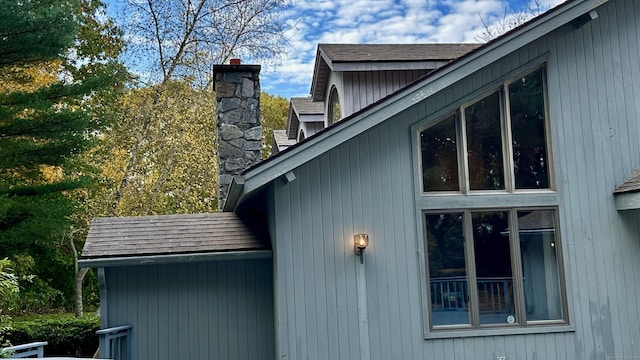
[97,325,132,360]
[431,276,514,314]
[0,341,47,358]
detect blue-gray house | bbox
[80,0,640,358]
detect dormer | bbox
[275,43,481,154]
[311,43,481,122]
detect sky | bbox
[107,0,565,99]
[258,0,566,99]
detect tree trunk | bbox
[74,268,89,317]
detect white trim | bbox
[79,250,272,268]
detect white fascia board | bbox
[299,114,324,123]
[78,250,272,268]
[331,60,448,72]
[239,0,603,201]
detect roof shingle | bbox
[82,212,270,259]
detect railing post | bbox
[96,325,132,360]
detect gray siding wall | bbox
[271,1,640,359]
[342,70,430,116]
[104,259,274,360]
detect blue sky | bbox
[258,0,565,99]
[106,0,564,99]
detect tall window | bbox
[328,86,341,125]
[418,66,567,332]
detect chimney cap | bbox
[230,58,241,65]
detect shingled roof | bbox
[614,172,640,194]
[82,212,270,260]
[311,43,482,101]
[318,43,482,63]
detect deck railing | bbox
[0,341,47,358]
[431,276,514,314]
[97,325,132,360]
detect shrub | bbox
[1,314,99,357]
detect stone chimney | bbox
[213,63,262,210]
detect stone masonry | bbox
[213,64,262,210]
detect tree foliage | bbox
[260,92,288,158]
[118,0,290,87]
[91,81,218,217]
[0,0,126,313]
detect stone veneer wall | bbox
[213,64,262,210]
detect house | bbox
[80,0,640,359]
[276,43,480,148]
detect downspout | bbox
[356,257,371,360]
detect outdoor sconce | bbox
[354,234,369,264]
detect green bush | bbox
[1,314,99,357]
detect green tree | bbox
[0,0,126,313]
[260,92,289,158]
[90,81,218,217]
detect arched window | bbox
[298,129,306,141]
[327,86,341,125]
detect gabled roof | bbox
[286,97,324,139]
[80,213,270,267]
[225,0,607,212]
[311,43,481,101]
[272,129,296,154]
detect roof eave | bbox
[79,250,272,268]
[240,0,605,205]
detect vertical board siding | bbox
[105,259,275,360]
[343,70,430,117]
[273,0,640,359]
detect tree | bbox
[476,0,549,42]
[260,92,288,158]
[0,0,126,314]
[119,0,290,87]
[91,81,218,217]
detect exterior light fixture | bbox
[354,234,369,264]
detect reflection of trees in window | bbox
[423,208,566,329]
[421,115,459,191]
[328,86,341,125]
[419,66,550,194]
[509,68,549,189]
[465,92,505,190]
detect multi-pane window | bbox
[426,209,565,329]
[418,66,567,331]
[420,67,551,193]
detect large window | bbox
[420,67,551,193]
[418,66,567,333]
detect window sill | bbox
[424,323,574,340]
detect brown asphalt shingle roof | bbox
[318,43,482,63]
[615,172,640,194]
[291,97,324,115]
[82,212,270,259]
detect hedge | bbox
[1,314,99,357]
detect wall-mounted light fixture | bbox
[354,234,369,264]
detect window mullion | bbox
[459,109,470,194]
[464,210,480,327]
[508,209,527,325]
[502,85,516,193]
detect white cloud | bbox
[265,0,567,98]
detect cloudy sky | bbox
[259,0,565,99]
